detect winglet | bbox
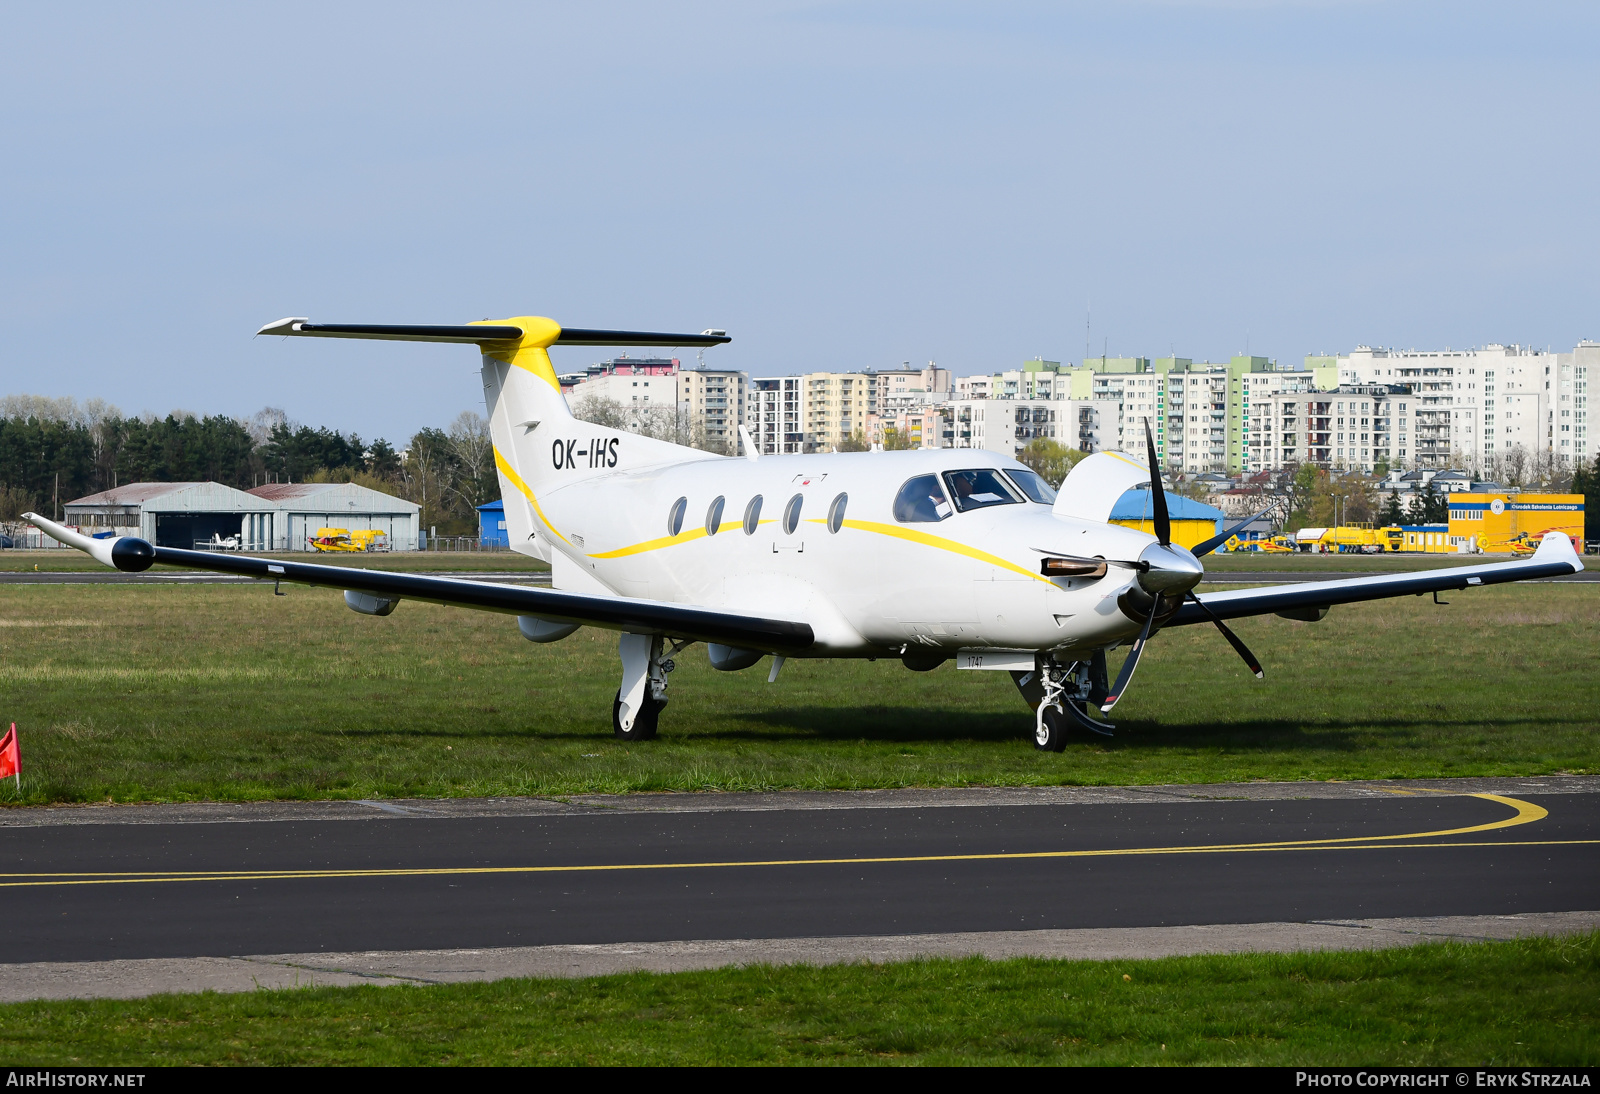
[1531,529,1584,572]
[256,317,308,337]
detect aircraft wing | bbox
[24,514,814,652]
[1170,532,1584,627]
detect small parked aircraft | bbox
[27,316,1585,750]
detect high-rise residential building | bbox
[1556,341,1598,464]
[747,376,803,454]
[562,356,748,454]
[724,336,1596,472]
[561,355,685,436]
[679,367,747,453]
[801,371,873,451]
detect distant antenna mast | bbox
[1085,302,1090,364]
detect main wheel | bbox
[613,690,663,741]
[1033,705,1069,752]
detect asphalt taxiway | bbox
[0,777,1595,1000]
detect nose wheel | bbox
[1034,705,1069,751]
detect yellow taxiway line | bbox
[0,793,1579,890]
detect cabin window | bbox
[1006,469,1057,505]
[668,497,687,537]
[705,496,725,535]
[743,495,762,535]
[782,494,803,534]
[827,493,848,534]
[943,468,1023,513]
[893,475,952,523]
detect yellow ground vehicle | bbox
[309,527,391,553]
[1302,524,1406,553]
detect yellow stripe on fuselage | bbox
[583,512,1046,581]
[833,519,1052,584]
[494,447,569,545]
[589,521,745,559]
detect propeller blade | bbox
[1185,592,1265,679]
[1190,503,1280,559]
[1100,603,1157,713]
[1143,418,1170,546]
[1057,698,1115,737]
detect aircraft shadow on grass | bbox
[726,707,1588,750]
[323,707,1588,749]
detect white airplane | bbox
[26,315,1586,751]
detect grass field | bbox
[0,573,1594,803]
[0,935,1592,1065]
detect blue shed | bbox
[477,500,508,548]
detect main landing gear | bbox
[612,633,682,741]
[1012,652,1114,752]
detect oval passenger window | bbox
[782,493,803,534]
[705,496,725,535]
[743,495,763,535]
[827,493,848,534]
[668,497,687,537]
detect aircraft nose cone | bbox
[1136,541,1203,596]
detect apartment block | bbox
[678,367,747,452]
[800,372,874,452]
[747,376,803,454]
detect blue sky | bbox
[2,1,1595,441]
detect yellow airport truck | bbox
[1295,524,1405,553]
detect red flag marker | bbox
[0,723,19,790]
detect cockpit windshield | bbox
[893,474,953,523]
[1006,468,1057,505]
[942,468,1024,513]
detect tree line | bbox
[0,395,497,535]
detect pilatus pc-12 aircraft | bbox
[28,316,1585,750]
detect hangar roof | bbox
[1110,488,1225,522]
[246,481,419,514]
[67,482,207,505]
[65,482,264,511]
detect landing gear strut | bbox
[1014,653,1116,752]
[612,633,680,741]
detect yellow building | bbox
[802,372,872,452]
[1447,493,1584,553]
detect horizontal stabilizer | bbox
[255,318,731,347]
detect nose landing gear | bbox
[1014,652,1115,752]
